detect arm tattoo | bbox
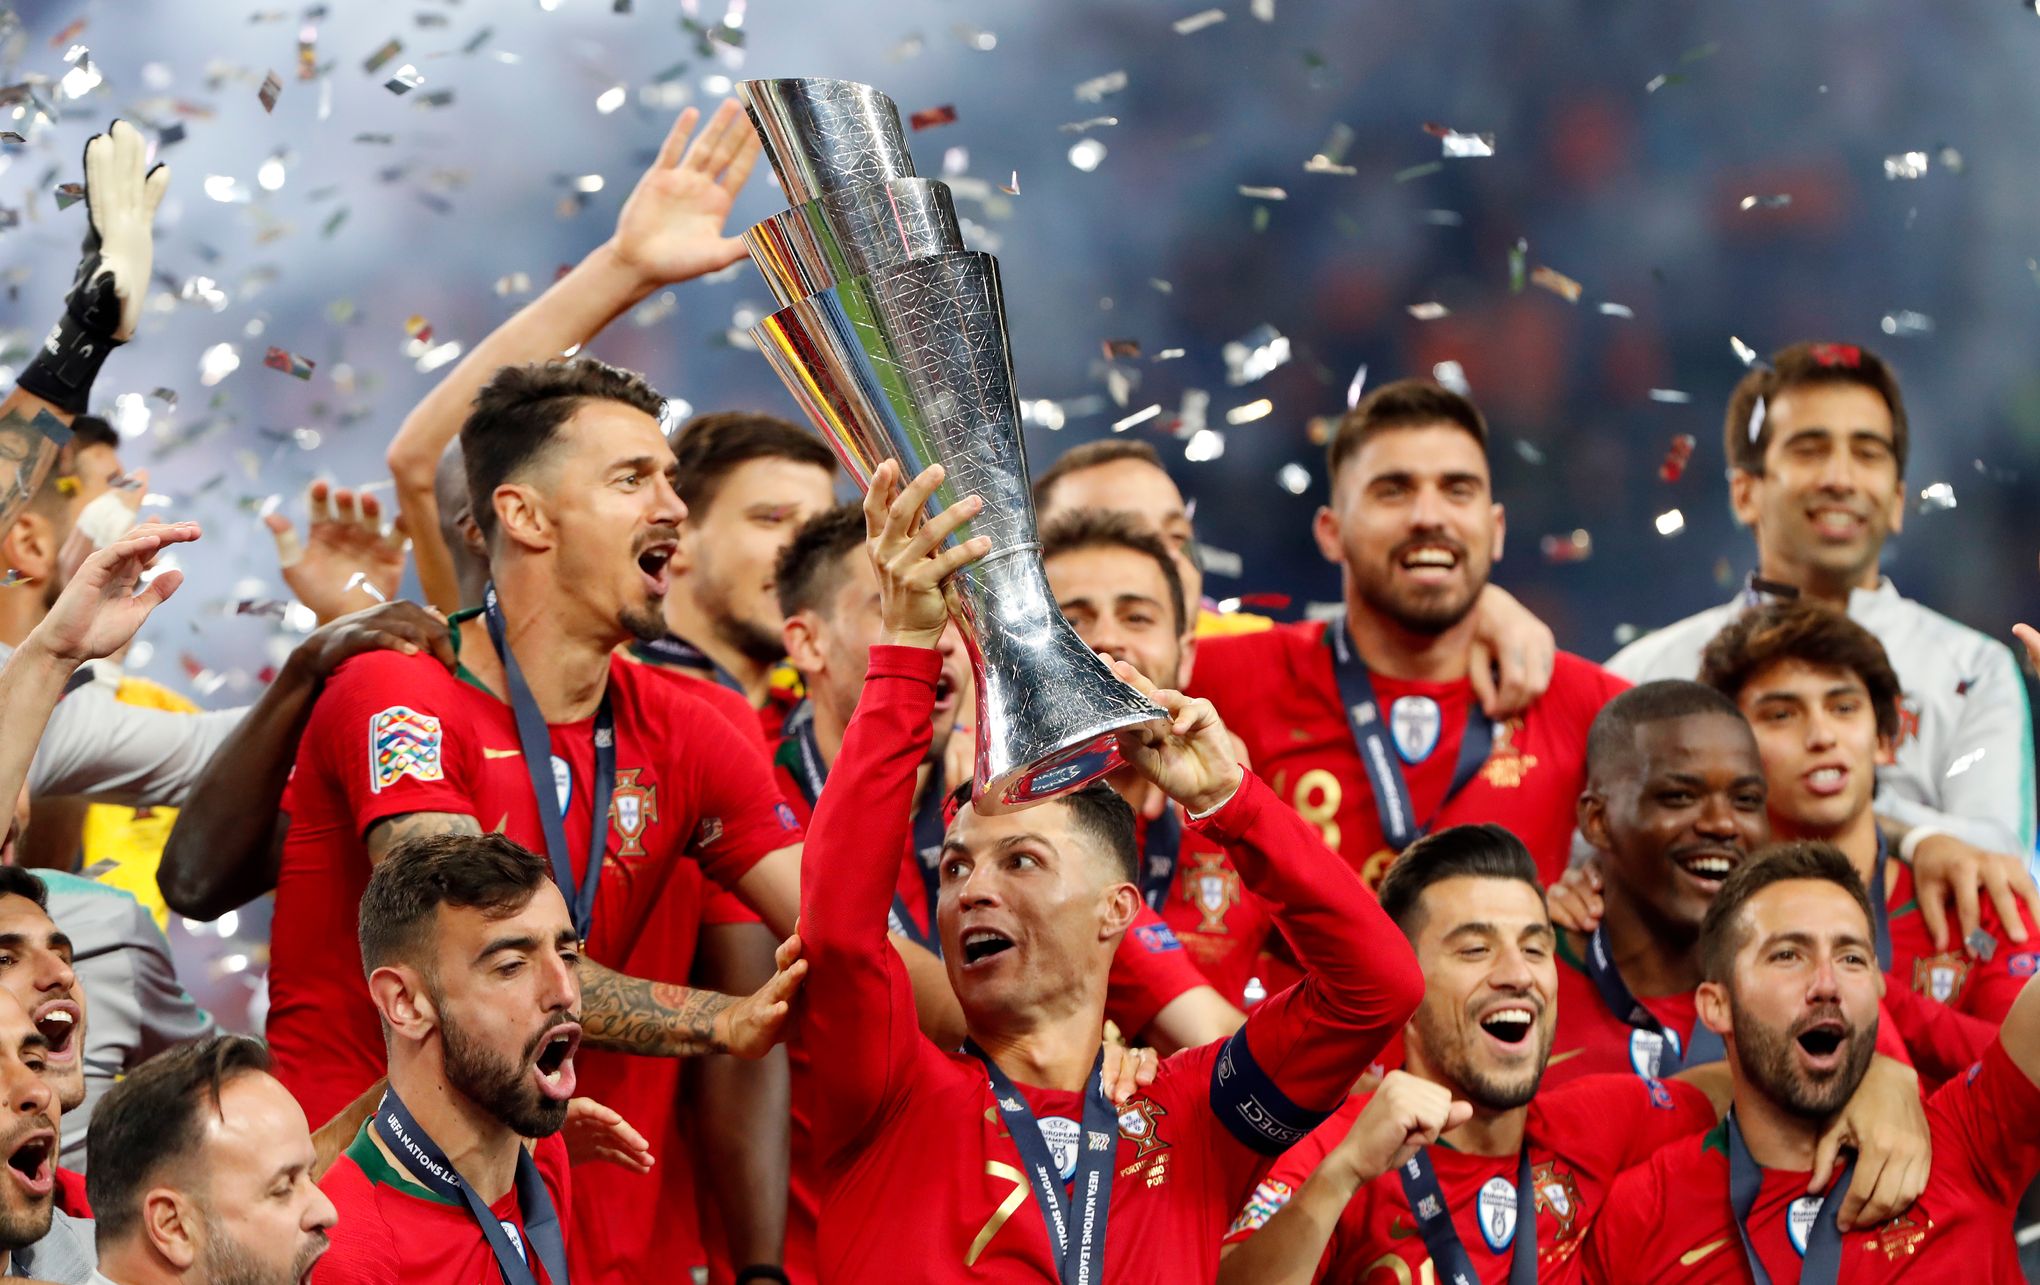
[578,957,736,1057]
[365,811,481,863]
[0,408,61,532]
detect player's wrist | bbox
[1180,769,1244,821]
[880,624,947,650]
[17,307,119,416]
[590,236,667,303]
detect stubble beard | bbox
[1732,998,1875,1120]
[199,1211,329,1285]
[441,1004,572,1139]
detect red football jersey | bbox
[1138,812,1278,1011]
[1546,932,1913,1089]
[798,647,1421,1283]
[1583,1038,2040,1282]
[1221,1074,1717,1282]
[1885,859,2033,1021]
[269,647,799,1129]
[316,1129,572,1285]
[770,732,1232,1285]
[1191,620,1627,887]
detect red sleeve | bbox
[1963,906,2038,1024]
[306,652,475,834]
[1881,985,1998,1088]
[1871,999,1915,1069]
[796,645,939,1163]
[1194,771,1424,1150]
[535,1131,572,1255]
[1605,1077,1718,1165]
[674,685,803,891]
[312,1161,402,1285]
[1581,1157,1666,1285]
[1932,1036,2040,1206]
[1104,907,1210,1037]
[1218,1095,1361,1249]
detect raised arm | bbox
[1110,661,1425,1141]
[158,602,455,919]
[386,101,759,611]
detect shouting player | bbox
[1700,600,2040,1082]
[1584,843,2040,1281]
[86,1036,335,1285]
[1193,379,1626,887]
[1217,823,1925,1283]
[798,461,1422,1281]
[1606,341,2034,859]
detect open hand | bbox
[865,460,989,649]
[1545,860,1605,935]
[1819,1055,1928,1230]
[28,521,197,665]
[266,481,408,625]
[562,1097,654,1173]
[79,119,171,342]
[608,99,763,289]
[714,933,808,1059]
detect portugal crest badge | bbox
[1183,850,1241,932]
[608,769,659,858]
[1911,953,1971,1005]
[1116,1098,1169,1158]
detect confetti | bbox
[1173,8,1226,34]
[385,64,422,95]
[1226,399,1273,425]
[1423,123,1494,158]
[1655,508,1687,536]
[236,598,292,620]
[1730,335,1760,366]
[1747,395,1768,443]
[343,571,388,603]
[953,24,997,50]
[363,38,402,73]
[1059,116,1118,134]
[1221,324,1290,385]
[495,272,532,297]
[1407,302,1450,320]
[1433,361,1470,396]
[1508,238,1527,293]
[909,104,957,131]
[263,346,315,380]
[1598,302,1635,318]
[405,315,435,345]
[297,21,319,80]
[1113,404,1162,433]
[1880,310,1935,337]
[1153,348,1185,361]
[1251,0,1276,17]
[1277,464,1311,494]
[148,387,178,408]
[1739,193,1792,210]
[1659,434,1697,483]
[1884,151,1931,180]
[1306,124,1356,175]
[1075,70,1129,102]
[1102,339,1142,360]
[1068,139,1108,171]
[259,70,282,112]
[1394,161,1444,183]
[1000,170,1020,195]
[1238,185,1287,200]
[1531,265,1582,303]
[53,182,85,211]
[1346,363,1368,408]
[1916,481,1956,512]
[49,17,86,49]
[1183,429,1225,462]
[1540,530,1592,563]
[1513,440,1545,465]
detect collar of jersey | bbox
[1553,925,1592,975]
[444,606,497,698]
[344,1120,463,1207]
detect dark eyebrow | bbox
[1764,927,1873,954]
[476,933,540,964]
[611,454,661,475]
[18,1032,46,1055]
[47,932,70,957]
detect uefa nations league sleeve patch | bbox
[370,706,445,793]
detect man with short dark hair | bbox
[798,461,1423,1281]
[85,1035,332,1285]
[1586,843,2040,1280]
[1608,340,2034,859]
[1700,600,2037,1082]
[1193,379,1627,888]
[644,410,838,724]
[0,987,89,1283]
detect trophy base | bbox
[972,706,1167,814]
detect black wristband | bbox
[16,310,116,417]
[734,1268,791,1284]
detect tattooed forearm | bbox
[365,811,483,864]
[0,404,63,533]
[578,957,736,1057]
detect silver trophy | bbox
[738,77,1165,812]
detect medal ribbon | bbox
[968,1044,1116,1285]
[1869,831,1892,971]
[484,585,614,939]
[630,633,746,695]
[1325,624,1494,851]
[1138,808,1183,912]
[781,700,946,952]
[372,1088,570,1285]
[1582,925,1724,1074]
[1396,1145,1536,1285]
[1727,1111,1852,1285]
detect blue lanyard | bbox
[1870,832,1892,970]
[1325,623,1493,851]
[372,1088,569,1285]
[968,1044,1115,1284]
[1582,925,1724,1075]
[631,633,746,695]
[1396,1144,1536,1285]
[1138,808,1183,912]
[782,700,947,951]
[1726,1111,1852,1285]
[484,585,613,939]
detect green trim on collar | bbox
[343,1122,462,1208]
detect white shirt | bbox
[1607,576,2035,856]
